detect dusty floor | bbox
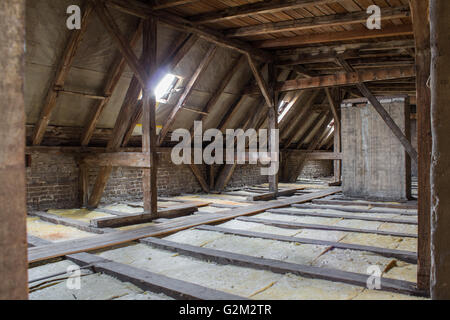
[27,179,425,300]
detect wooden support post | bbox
[326,88,342,182]
[32,2,93,145]
[79,164,89,207]
[410,0,432,294]
[0,0,28,299]
[267,63,279,194]
[142,18,158,216]
[430,0,450,300]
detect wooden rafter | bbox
[32,2,94,145]
[227,6,410,37]
[94,1,148,88]
[255,24,413,49]
[105,0,272,61]
[81,20,143,146]
[157,45,217,146]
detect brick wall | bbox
[299,160,334,179]
[26,152,269,211]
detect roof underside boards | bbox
[25,0,416,150]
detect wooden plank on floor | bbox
[314,199,417,210]
[293,204,417,216]
[91,203,203,228]
[267,208,417,225]
[28,188,341,264]
[237,216,418,238]
[140,237,425,297]
[67,252,247,300]
[195,225,417,263]
[28,211,112,234]
[28,235,245,300]
[247,188,304,201]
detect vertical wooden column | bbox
[79,164,89,207]
[410,0,432,293]
[268,63,279,193]
[0,0,28,300]
[430,0,450,300]
[142,18,158,215]
[326,88,342,182]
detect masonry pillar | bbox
[0,0,28,300]
[430,0,450,300]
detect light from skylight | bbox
[155,73,177,102]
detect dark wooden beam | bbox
[157,45,217,146]
[255,24,413,49]
[410,0,432,293]
[79,163,89,207]
[94,1,148,88]
[151,0,200,10]
[105,0,272,61]
[227,6,410,37]
[81,152,151,167]
[0,0,27,299]
[32,2,94,145]
[81,20,143,146]
[189,0,338,25]
[245,66,416,93]
[336,57,418,163]
[142,18,158,216]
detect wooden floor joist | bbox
[237,216,418,239]
[267,208,417,225]
[67,252,246,300]
[140,237,425,297]
[194,225,417,264]
[28,188,341,264]
[312,199,418,210]
[292,204,418,216]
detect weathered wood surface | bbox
[68,252,246,300]
[141,238,424,296]
[293,203,417,216]
[195,225,417,263]
[313,199,417,210]
[268,208,417,225]
[81,152,151,167]
[238,216,417,238]
[0,0,28,299]
[247,188,303,201]
[28,188,341,263]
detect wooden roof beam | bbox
[32,2,94,146]
[226,5,410,37]
[245,66,416,94]
[188,0,340,25]
[105,0,273,62]
[255,24,413,49]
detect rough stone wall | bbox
[282,153,334,181]
[26,152,270,210]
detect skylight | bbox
[154,73,178,102]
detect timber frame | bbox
[15,0,435,299]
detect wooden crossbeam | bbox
[247,188,303,201]
[195,225,417,264]
[81,21,143,146]
[245,67,415,93]
[255,24,413,49]
[189,0,339,25]
[227,6,410,37]
[157,45,217,146]
[81,152,151,168]
[32,3,94,145]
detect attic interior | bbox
[1,0,449,301]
